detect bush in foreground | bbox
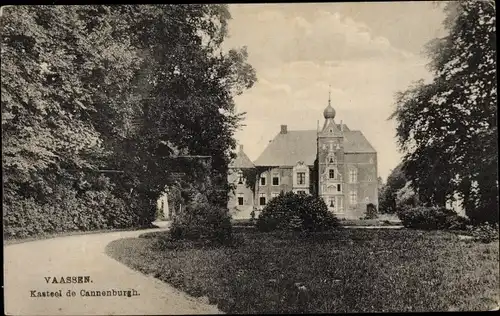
[256,191,339,232]
[398,206,468,230]
[466,222,499,243]
[169,193,233,245]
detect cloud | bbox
[225,4,439,180]
[233,56,432,180]
[225,8,415,67]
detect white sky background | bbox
[222,2,449,181]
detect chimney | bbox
[280,125,287,134]
[239,144,244,152]
[340,120,344,132]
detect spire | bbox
[328,84,331,106]
[323,84,336,119]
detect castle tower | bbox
[317,87,345,215]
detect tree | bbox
[390,0,497,224]
[2,6,140,199]
[378,163,410,214]
[113,5,256,210]
[2,5,257,236]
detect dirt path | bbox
[4,227,222,315]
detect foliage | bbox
[390,0,498,223]
[2,5,256,237]
[169,193,233,245]
[378,163,409,213]
[465,222,499,243]
[3,175,138,239]
[363,203,378,219]
[398,206,469,230]
[108,227,500,313]
[256,191,339,232]
[395,181,421,211]
[241,167,267,193]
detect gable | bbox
[229,149,255,169]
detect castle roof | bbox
[229,145,255,169]
[254,125,376,167]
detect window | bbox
[237,171,244,184]
[259,193,267,206]
[297,190,306,194]
[329,198,335,208]
[337,184,342,192]
[297,172,306,185]
[338,197,344,212]
[272,173,280,186]
[349,169,357,183]
[329,169,335,179]
[237,194,244,206]
[350,191,357,205]
[260,175,267,186]
[329,157,334,163]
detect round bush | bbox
[169,196,233,245]
[397,206,469,230]
[256,191,340,232]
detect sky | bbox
[223,2,449,181]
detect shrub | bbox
[169,193,233,245]
[250,209,256,222]
[397,206,469,230]
[364,203,378,219]
[466,222,499,243]
[256,191,339,232]
[2,177,146,239]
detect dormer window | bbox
[237,171,244,184]
[329,169,335,179]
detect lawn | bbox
[106,227,499,313]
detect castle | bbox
[228,94,378,220]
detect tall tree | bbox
[390,0,497,223]
[2,6,141,201]
[113,5,256,209]
[2,5,256,234]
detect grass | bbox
[106,227,499,313]
[230,218,255,227]
[340,218,402,226]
